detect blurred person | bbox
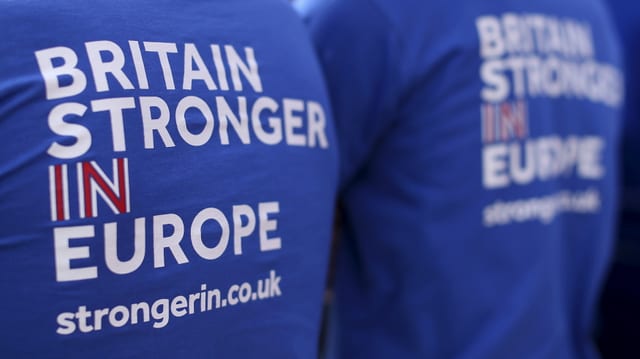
[0,0,338,357]
[302,0,624,357]
[598,0,640,357]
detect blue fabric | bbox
[305,0,623,358]
[0,1,338,357]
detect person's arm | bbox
[306,0,404,187]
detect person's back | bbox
[305,0,623,357]
[0,1,338,357]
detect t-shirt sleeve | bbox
[306,0,403,188]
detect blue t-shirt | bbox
[305,0,623,358]
[0,1,338,357]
